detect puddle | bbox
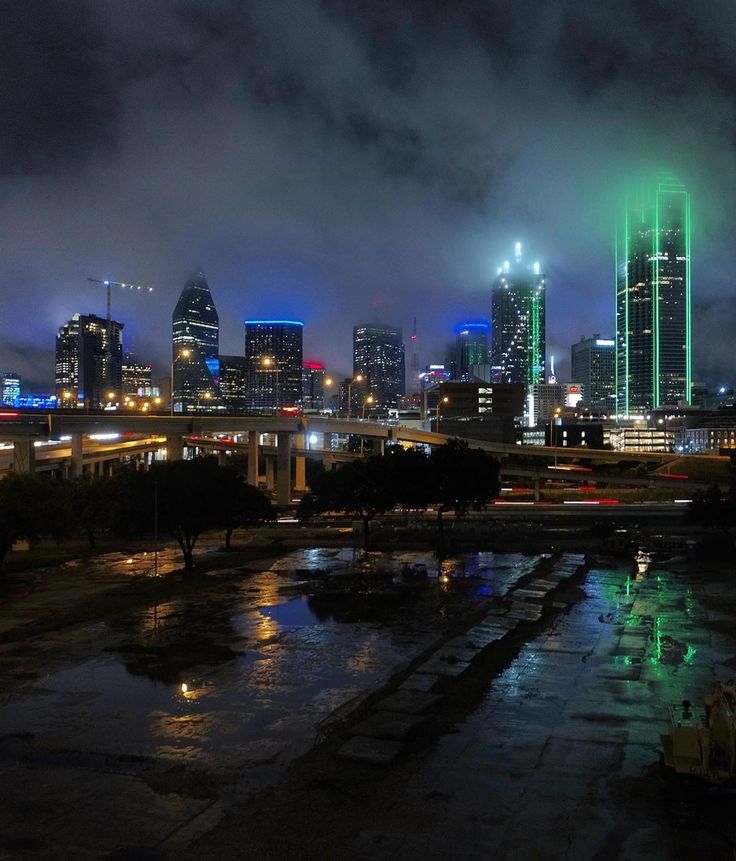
[257,597,321,628]
[0,550,545,781]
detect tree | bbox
[687,484,736,545]
[113,458,256,572]
[300,456,397,551]
[222,474,275,550]
[0,474,70,568]
[429,439,501,558]
[69,474,115,549]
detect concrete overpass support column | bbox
[265,456,275,490]
[295,456,306,492]
[12,439,35,474]
[276,431,292,507]
[248,431,260,486]
[322,453,336,471]
[294,434,306,492]
[322,432,334,452]
[166,435,184,461]
[71,433,84,478]
[379,439,385,455]
[217,449,228,467]
[533,474,540,502]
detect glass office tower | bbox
[616,177,691,415]
[353,324,405,410]
[244,321,303,412]
[455,322,490,381]
[171,270,222,412]
[55,313,124,408]
[571,335,615,413]
[491,242,546,392]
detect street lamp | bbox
[171,348,192,415]
[362,395,374,419]
[347,374,363,419]
[550,407,562,467]
[436,396,448,424]
[323,376,334,413]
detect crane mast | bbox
[88,278,154,398]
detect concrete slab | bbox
[337,735,402,765]
[433,644,479,663]
[418,656,471,678]
[349,710,426,740]
[375,689,442,715]
[399,673,441,693]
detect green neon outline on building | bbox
[616,177,691,414]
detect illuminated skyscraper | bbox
[55,313,124,408]
[171,270,222,412]
[302,362,326,411]
[219,355,247,414]
[244,321,303,412]
[121,353,154,397]
[1,373,20,407]
[455,322,490,381]
[571,335,615,413]
[490,243,546,393]
[616,177,691,415]
[353,324,405,409]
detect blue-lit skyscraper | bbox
[455,322,490,380]
[244,321,303,412]
[1,373,20,407]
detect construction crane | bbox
[88,277,154,398]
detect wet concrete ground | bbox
[1,546,735,859]
[187,557,736,861]
[0,546,537,859]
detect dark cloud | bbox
[1,0,736,389]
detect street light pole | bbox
[347,374,363,419]
[436,396,448,427]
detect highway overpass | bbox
[0,410,728,506]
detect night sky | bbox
[2,1,736,391]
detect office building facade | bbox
[529,382,584,425]
[302,362,325,411]
[55,313,124,408]
[121,360,153,397]
[616,176,691,415]
[455,322,489,381]
[219,355,247,414]
[491,243,546,394]
[353,324,405,409]
[171,270,222,413]
[1,373,20,407]
[244,321,303,412]
[571,335,615,413]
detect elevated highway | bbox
[0,410,728,506]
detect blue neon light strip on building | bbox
[244,320,304,326]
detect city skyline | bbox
[2,4,736,391]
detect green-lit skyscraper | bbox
[616,177,691,415]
